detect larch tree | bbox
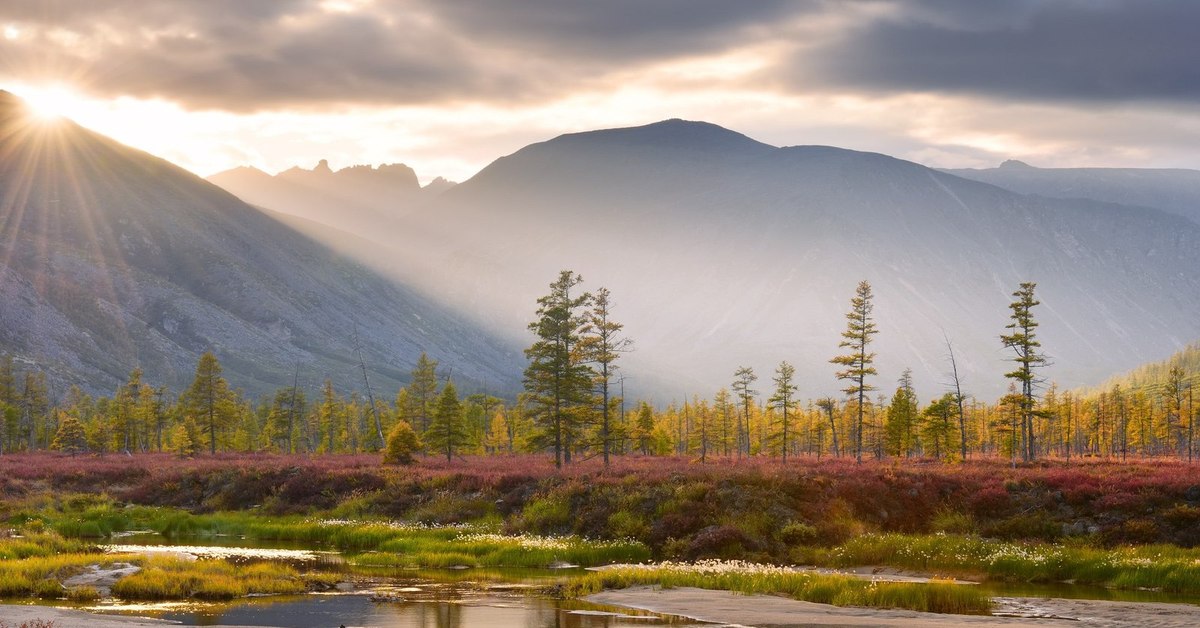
[713,388,735,457]
[634,402,655,455]
[268,386,306,453]
[182,352,235,455]
[816,397,840,457]
[731,366,757,458]
[1000,282,1046,462]
[831,280,878,463]
[1164,365,1188,456]
[426,381,469,462]
[580,286,632,467]
[922,393,957,461]
[114,368,142,453]
[523,270,593,468]
[408,353,440,434]
[318,379,342,453]
[51,412,88,455]
[944,336,970,461]
[768,361,798,462]
[383,419,421,465]
[885,369,919,458]
[685,396,713,462]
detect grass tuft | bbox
[564,560,992,615]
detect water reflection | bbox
[127,593,695,627]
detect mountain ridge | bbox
[943,162,1200,225]
[0,91,519,397]
[196,117,1200,398]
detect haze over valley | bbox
[210,119,1200,399]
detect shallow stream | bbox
[10,533,1200,626]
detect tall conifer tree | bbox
[581,287,631,467]
[523,270,593,468]
[1000,282,1046,462]
[408,353,440,433]
[182,352,235,454]
[426,382,469,462]
[831,280,878,463]
[768,361,798,462]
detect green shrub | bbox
[383,421,421,465]
[779,522,818,546]
[607,511,649,541]
[521,496,572,534]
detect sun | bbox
[19,84,85,121]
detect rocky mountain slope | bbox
[410,120,1200,397]
[944,160,1200,225]
[0,91,519,397]
[201,118,1200,399]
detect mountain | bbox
[385,119,1200,398]
[943,160,1200,225]
[0,91,519,397]
[207,160,454,235]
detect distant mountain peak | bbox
[314,158,333,174]
[547,118,774,155]
[1000,159,1035,169]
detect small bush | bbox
[930,509,975,535]
[383,422,421,465]
[1101,519,1160,546]
[779,522,818,545]
[521,496,572,534]
[982,515,1061,542]
[607,511,650,541]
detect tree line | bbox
[1,274,1197,463]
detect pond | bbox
[41,535,698,627]
[11,533,1200,627]
[80,591,697,627]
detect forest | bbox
[2,273,1197,465]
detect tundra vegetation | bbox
[1,278,1200,614]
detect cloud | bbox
[8,1,1196,113]
[0,0,802,111]
[798,0,1200,104]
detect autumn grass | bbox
[349,531,649,569]
[563,560,992,615]
[803,533,1200,594]
[33,503,651,569]
[110,556,311,601]
[0,529,338,602]
[0,552,133,597]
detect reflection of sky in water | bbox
[94,594,694,628]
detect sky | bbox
[3,0,1199,184]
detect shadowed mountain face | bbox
[0,92,519,397]
[208,160,453,235]
[944,160,1200,226]
[383,119,1200,398]
[195,118,1200,399]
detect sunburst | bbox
[15,84,85,122]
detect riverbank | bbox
[0,605,185,627]
[586,585,1200,628]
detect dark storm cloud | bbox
[428,0,798,60]
[0,0,801,111]
[801,0,1200,103]
[4,0,1195,111]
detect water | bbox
[86,592,695,627]
[979,579,1200,606]
[40,534,1200,626]
[73,535,700,627]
